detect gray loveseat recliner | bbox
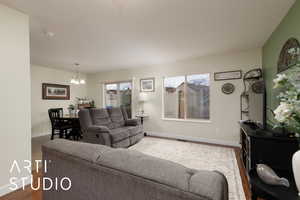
[43,139,229,200]
[79,107,144,148]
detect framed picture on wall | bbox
[140,78,155,92]
[42,83,70,100]
[214,70,242,81]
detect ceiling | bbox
[0,0,295,72]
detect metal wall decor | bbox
[278,37,300,73]
[251,80,265,94]
[240,68,264,120]
[214,70,242,81]
[243,68,262,80]
[222,83,235,94]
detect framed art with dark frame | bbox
[42,83,70,100]
[140,78,155,92]
[214,70,242,81]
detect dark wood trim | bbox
[42,83,70,100]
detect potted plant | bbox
[273,73,300,194]
[273,74,300,133]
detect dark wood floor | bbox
[0,171,42,200]
[0,138,253,200]
[234,148,252,200]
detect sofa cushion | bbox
[110,128,130,143]
[108,107,125,128]
[96,149,196,191]
[125,119,139,126]
[112,138,130,148]
[90,108,114,129]
[87,125,110,133]
[42,139,113,163]
[126,126,143,137]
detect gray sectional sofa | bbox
[79,107,144,148]
[42,139,228,200]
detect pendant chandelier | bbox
[70,63,86,85]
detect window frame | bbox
[162,73,211,123]
[102,80,133,115]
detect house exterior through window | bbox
[163,74,210,120]
[104,81,132,118]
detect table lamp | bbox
[139,92,147,115]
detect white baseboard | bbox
[147,132,240,148]
[0,175,32,197]
[32,132,50,138]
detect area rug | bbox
[130,137,246,200]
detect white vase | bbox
[293,150,300,196]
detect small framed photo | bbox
[140,78,155,92]
[214,70,242,81]
[42,83,70,100]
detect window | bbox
[104,81,132,118]
[163,74,210,120]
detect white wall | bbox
[87,49,262,146]
[0,4,31,196]
[31,65,87,137]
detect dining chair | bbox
[48,108,73,140]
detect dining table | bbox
[61,114,82,140]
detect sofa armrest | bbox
[189,170,228,200]
[125,119,139,126]
[83,126,112,146]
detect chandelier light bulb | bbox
[70,63,86,85]
[80,79,86,84]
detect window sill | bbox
[161,118,211,123]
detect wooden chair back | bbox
[48,108,63,128]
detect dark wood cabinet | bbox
[240,122,298,173]
[240,122,300,200]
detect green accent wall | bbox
[262,0,300,122]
